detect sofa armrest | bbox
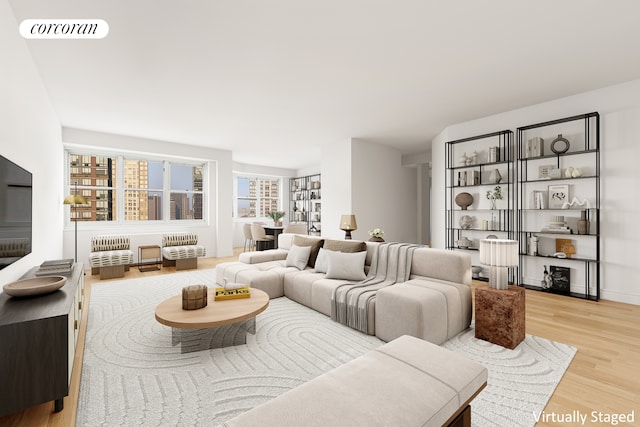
[239,249,288,264]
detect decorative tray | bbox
[2,276,67,297]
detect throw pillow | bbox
[292,235,324,267]
[285,244,312,270]
[314,247,333,273]
[325,250,367,281]
[323,239,366,253]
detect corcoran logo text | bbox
[20,19,109,39]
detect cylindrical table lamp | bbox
[479,239,518,290]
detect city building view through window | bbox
[236,176,280,218]
[68,153,204,222]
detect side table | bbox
[475,285,525,349]
[139,245,161,272]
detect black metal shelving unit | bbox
[516,112,600,300]
[290,173,321,235]
[445,130,515,282]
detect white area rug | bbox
[77,269,576,426]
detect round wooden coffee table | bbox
[155,287,269,351]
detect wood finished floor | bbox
[1,249,638,426]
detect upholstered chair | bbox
[250,224,275,251]
[89,235,134,279]
[161,232,206,270]
[243,223,255,252]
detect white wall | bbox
[351,139,417,243]
[432,79,640,305]
[321,139,417,242]
[402,151,431,245]
[321,139,353,239]
[61,127,235,264]
[0,1,64,286]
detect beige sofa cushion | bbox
[323,239,366,253]
[292,235,323,267]
[410,247,471,285]
[324,250,366,281]
[285,245,312,270]
[375,278,471,345]
[238,249,288,264]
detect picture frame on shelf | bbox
[548,184,569,209]
[555,238,576,259]
[549,265,570,292]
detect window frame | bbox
[233,173,283,219]
[65,149,207,227]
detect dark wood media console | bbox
[0,263,84,416]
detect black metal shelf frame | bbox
[445,130,516,282]
[516,112,600,301]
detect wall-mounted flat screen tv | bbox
[0,155,33,270]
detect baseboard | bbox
[599,289,640,306]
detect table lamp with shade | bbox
[339,214,357,240]
[64,183,88,262]
[479,238,518,290]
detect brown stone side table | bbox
[475,285,525,349]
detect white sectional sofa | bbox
[216,233,472,344]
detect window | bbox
[123,159,163,221]
[234,175,281,218]
[170,163,204,220]
[67,151,206,224]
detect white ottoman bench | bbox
[161,232,206,270]
[223,335,487,427]
[375,278,472,345]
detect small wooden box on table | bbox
[474,285,525,349]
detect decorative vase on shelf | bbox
[455,192,473,210]
[489,168,502,184]
[528,235,539,256]
[489,198,497,210]
[369,236,384,242]
[577,210,590,235]
[456,237,471,249]
[459,215,474,229]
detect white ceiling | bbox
[9,0,640,169]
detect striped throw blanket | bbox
[331,242,421,334]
